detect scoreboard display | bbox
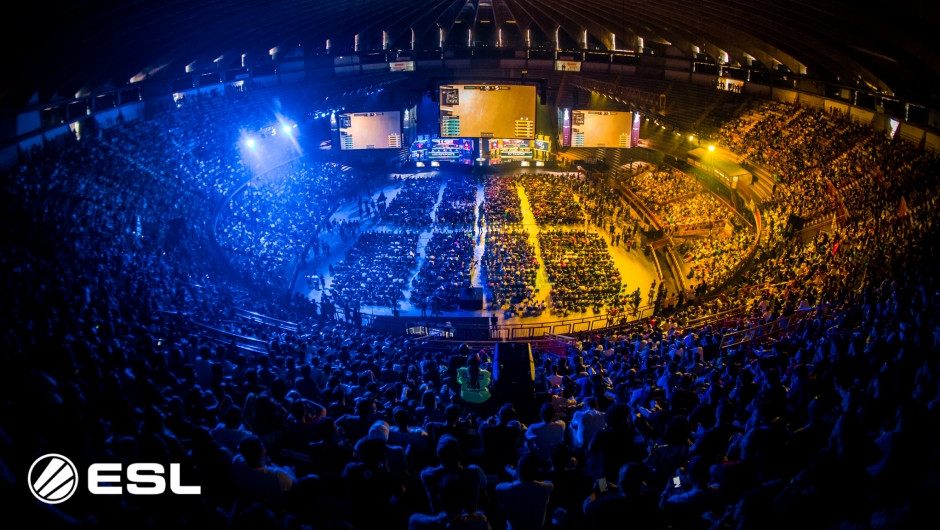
[439,84,536,139]
[339,111,402,149]
[570,110,634,148]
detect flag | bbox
[832,240,841,256]
[898,196,908,218]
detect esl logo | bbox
[29,454,201,504]
[29,454,79,504]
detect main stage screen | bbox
[439,84,536,139]
[570,110,634,147]
[339,111,402,149]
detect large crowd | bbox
[2,83,940,530]
[479,176,540,310]
[538,230,624,315]
[520,173,587,226]
[433,175,479,229]
[217,160,355,288]
[410,231,476,313]
[326,230,419,310]
[481,174,523,226]
[383,177,442,229]
[482,229,539,309]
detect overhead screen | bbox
[439,84,536,139]
[570,110,634,147]
[339,111,402,149]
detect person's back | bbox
[336,396,378,445]
[583,462,663,530]
[661,455,722,528]
[409,474,491,530]
[570,397,605,451]
[294,364,321,402]
[457,355,493,415]
[480,403,525,478]
[420,435,489,515]
[342,437,407,529]
[525,402,566,467]
[389,406,430,466]
[586,403,645,481]
[493,453,553,530]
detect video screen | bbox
[570,110,634,147]
[439,84,536,139]
[339,111,402,149]
[489,139,533,159]
[428,138,474,161]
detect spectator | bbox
[419,434,489,516]
[341,437,408,529]
[479,403,527,480]
[408,474,492,530]
[493,452,554,530]
[569,397,605,454]
[525,402,567,468]
[457,353,493,418]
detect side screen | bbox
[339,111,402,149]
[570,110,633,147]
[439,85,536,139]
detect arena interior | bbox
[3,2,940,529]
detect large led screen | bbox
[339,111,402,149]
[570,110,634,147]
[439,84,536,139]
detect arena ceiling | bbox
[5,0,940,112]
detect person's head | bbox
[604,402,631,430]
[444,403,461,424]
[436,434,462,467]
[356,396,376,417]
[550,444,574,471]
[516,452,541,482]
[562,381,577,399]
[367,420,391,442]
[223,406,244,429]
[617,462,647,494]
[467,354,481,380]
[239,435,266,467]
[314,416,338,439]
[393,406,411,428]
[539,402,555,422]
[663,415,692,445]
[497,402,516,424]
[354,437,387,468]
[421,390,438,410]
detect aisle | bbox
[514,181,552,307]
[469,182,486,287]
